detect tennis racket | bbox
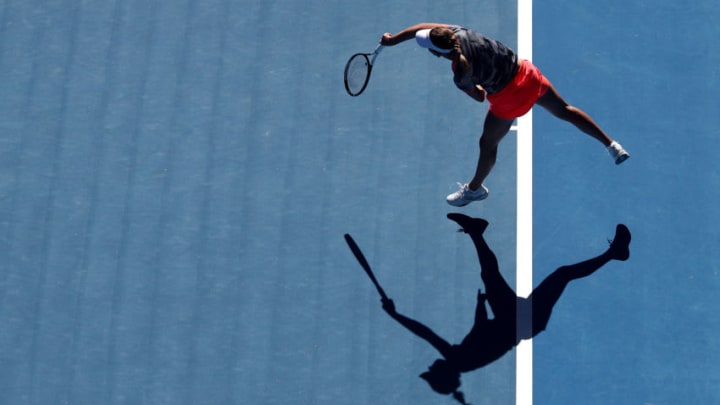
[344,234,388,299]
[343,44,384,97]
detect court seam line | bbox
[516,0,533,404]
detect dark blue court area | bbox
[0,1,718,404]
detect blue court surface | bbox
[1,1,719,404]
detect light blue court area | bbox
[533,2,720,403]
[0,1,718,405]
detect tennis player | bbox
[380,23,630,206]
[380,213,631,403]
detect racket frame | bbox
[344,44,384,97]
[344,233,388,299]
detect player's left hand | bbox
[475,86,486,102]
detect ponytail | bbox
[452,390,469,405]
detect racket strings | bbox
[345,54,371,96]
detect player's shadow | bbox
[378,213,631,404]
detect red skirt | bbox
[487,59,550,119]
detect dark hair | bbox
[419,360,470,404]
[430,27,461,54]
[452,390,469,405]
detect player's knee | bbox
[566,105,584,116]
[554,265,573,277]
[479,135,501,150]
[532,321,549,336]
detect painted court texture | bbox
[0,1,719,404]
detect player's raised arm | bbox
[380,23,450,46]
[381,298,453,357]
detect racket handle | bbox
[370,44,384,65]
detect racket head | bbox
[344,52,372,96]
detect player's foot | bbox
[607,141,630,165]
[446,183,489,207]
[447,213,488,235]
[608,224,631,261]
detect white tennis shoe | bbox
[608,141,630,165]
[446,183,489,207]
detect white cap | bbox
[415,28,452,54]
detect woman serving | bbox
[381,23,630,206]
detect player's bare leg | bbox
[535,84,629,164]
[446,113,513,206]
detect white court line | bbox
[516,0,533,405]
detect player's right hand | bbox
[381,297,396,314]
[380,33,395,46]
